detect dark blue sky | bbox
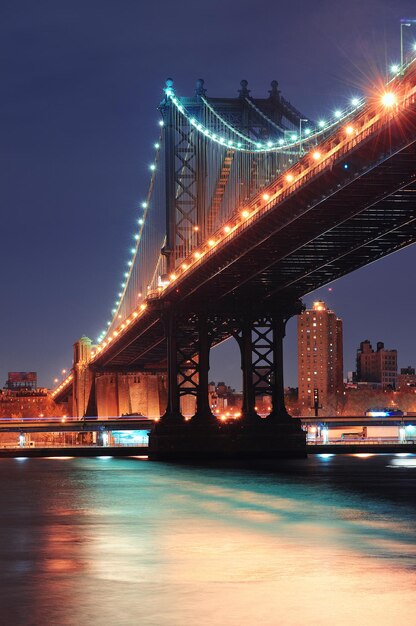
[1,0,416,390]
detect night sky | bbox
[2,0,416,391]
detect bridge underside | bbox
[95,129,416,371]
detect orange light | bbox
[381,92,397,107]
[312,151,321,160]
[140,303,147,310]
[262,193,270,201]
[193,225,199,231]
[194,251,201,259]
[285,174,294,182]
[224,225,231,233]
[169,273,176,280]
[345,125,354,135]
[208,239,216,247]
[241,209,250,218]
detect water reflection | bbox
[0,455,414,625]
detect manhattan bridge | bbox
[53,59,416,458]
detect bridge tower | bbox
[72,336,95,418]
[148,77,310,458]
[149,301,306,459]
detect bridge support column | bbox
[268,315,294,422]
[161,312,184,423]
[192,312,216,424]
[240,315,261,423]
[149,303,306,461]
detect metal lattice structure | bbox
[107,78,324,332]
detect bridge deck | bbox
[92,82,416,370]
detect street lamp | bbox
[400,19,416,68]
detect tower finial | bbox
[195,78,206,97]
[239,79,250,98]
[164,78,174,98]
[269,80,280,99]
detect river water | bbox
[0,454,415,625]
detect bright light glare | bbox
[381,92,397,107]
[312,151,321,160]
[351,97,360,106]
[345,125,354,135]
[285,174,294,182]
[390,64,400,74]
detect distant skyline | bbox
[1,0,416,390]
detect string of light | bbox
[94,130,163,344]
[166,85,365,153]
[91,53,415,357]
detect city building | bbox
[356,340,397,389]
[0,371,59,418]
[5,371,37,390]
[297,300,343,416]
[397,366,416,391]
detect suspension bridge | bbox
[52,60,416,459]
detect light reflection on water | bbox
[0,454,415,626]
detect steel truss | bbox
[160,301,303,425]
